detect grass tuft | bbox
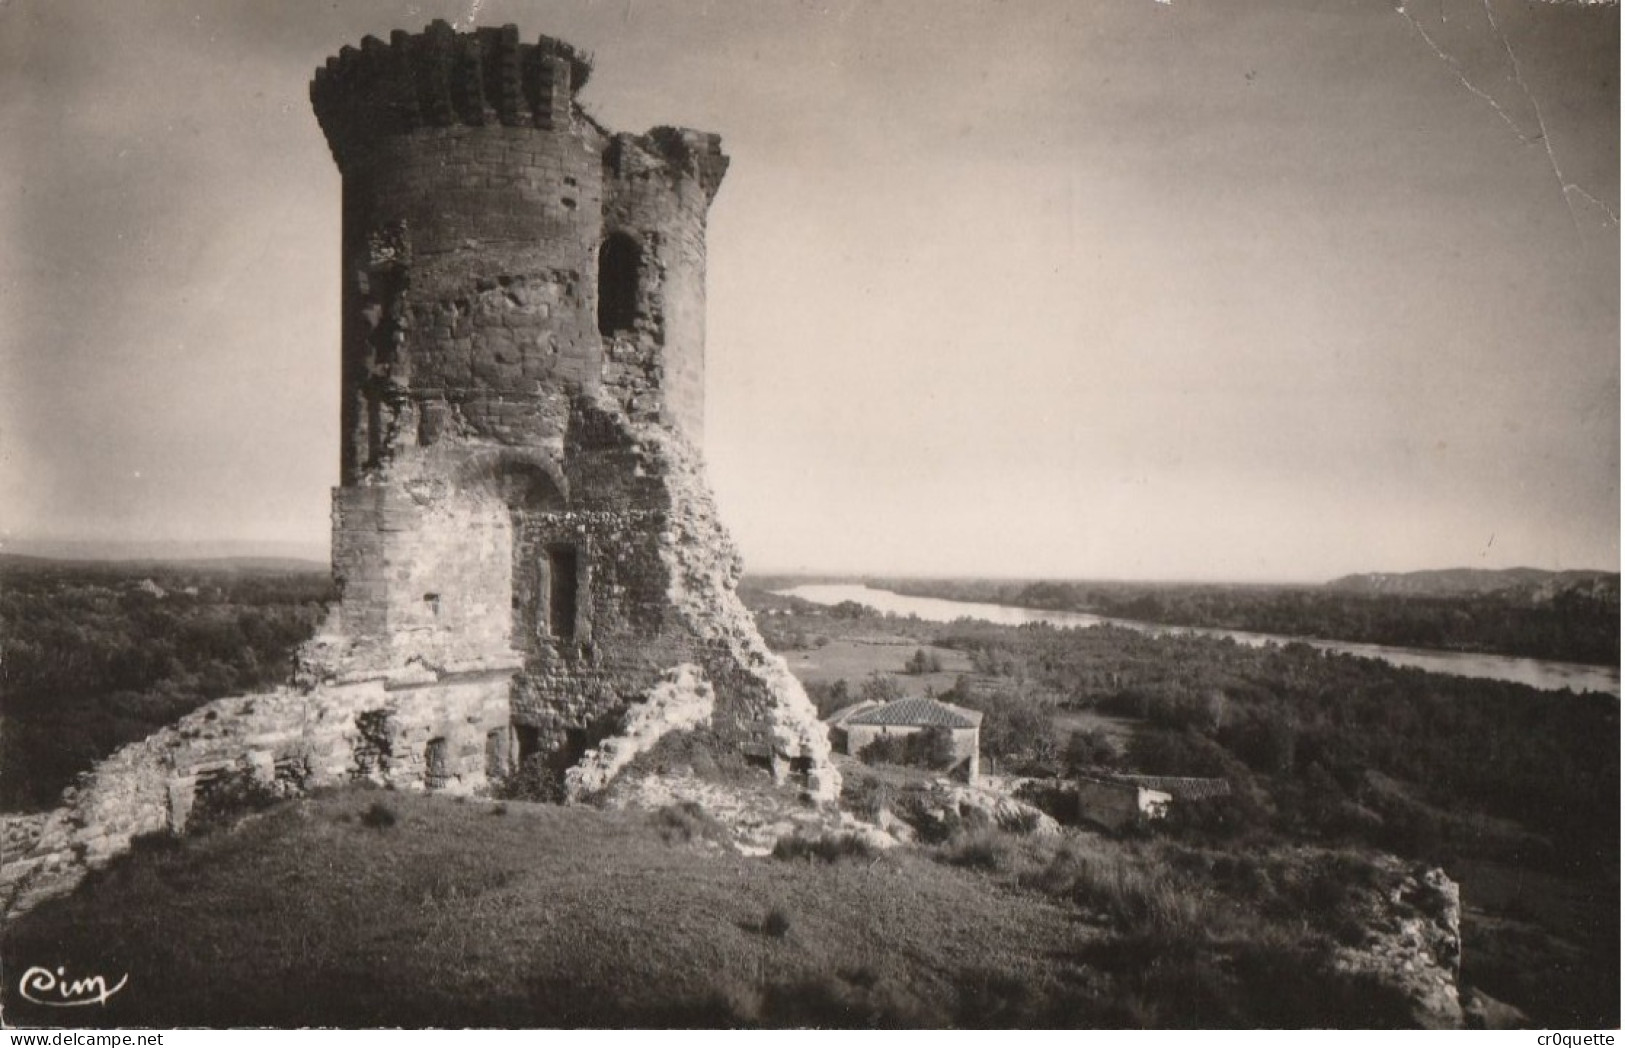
[762,906,792,939]
[650,801,729,845]
[359,800,397,829]
[939,827,1015,871]
[771,830,878,864]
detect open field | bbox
[777,635,972,698]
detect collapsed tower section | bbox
[303,22,834,797]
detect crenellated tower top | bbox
[311,21,593,169]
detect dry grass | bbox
[770,830,879,864]
[2,787,1454,1028]
[2,787,1096,1028]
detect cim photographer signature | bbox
[17,966,127,1008]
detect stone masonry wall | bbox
[497,396,838,801]
[1,673,512,917]
[601,129,727,446]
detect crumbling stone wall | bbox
[0,674,513,915]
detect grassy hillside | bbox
[748,595,1619,1026]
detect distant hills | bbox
[0,553,328,575]
[1326,568,1619,603]
[0,538,329,564]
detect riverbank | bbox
[776,583,1619,697]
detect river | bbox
[776,583,1620,697]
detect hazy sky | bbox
[0,0,1617,580]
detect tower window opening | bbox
[485,728,508,779]
[425,737,450,788]
[514,724,542,764]
[597,232,640,336]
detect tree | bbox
[903,648,944,675]
[1065,729,1120,771]
[859,673,904,705]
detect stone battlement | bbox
[311,22,594,167]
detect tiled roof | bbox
[1111,775,1232,800]
[825,701,881,727]
[847,697,982,729]
[1076,776,1161,796]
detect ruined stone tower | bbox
[0,21,834,917]
[301,21,834,796]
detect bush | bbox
[627,729,764,786]
[841,776,896,822]
[650,801,729,846]
[805,679,853,719]
[857,727,957,771]
[761,907,792,939]
[186,768,283,835]
[1025,844,1204,937]
[771,831,879,864]
[939,827,1014,871]
[890,789,987,844]
[360,800,398,829]
[1064,729,1120,771]
[494,754,567,803]
[743,971,930,1028]
[904,648,944,675]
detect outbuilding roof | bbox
[846,697,983,729]
[1110,775,1232,800]
[824,700,881,727]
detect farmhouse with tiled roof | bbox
[834,697,983,782]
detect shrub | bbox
[628,729,762,786]
[186,768,282,835]
[841,775,896,822]
[939,827,1014,871]
[494,754,567,803]
[1064,729,1120,771]
[746,971,930,1028]
[890,789,985,844]
[360,800,398,829]
[1013,780,1078,825]
[805,678,852,719]
[1025,844,1204,937]
[903,648,944,675]
[761,907,792,939]
[857,727,957,771]
[650,801,729,845]
[858,673,905,705]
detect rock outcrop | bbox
[1332,860,1466,1029]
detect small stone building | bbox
[838,697,982,783]
[1109,775,1233,802]
[1075,777,1172,831]
[1075,774,1230,831]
